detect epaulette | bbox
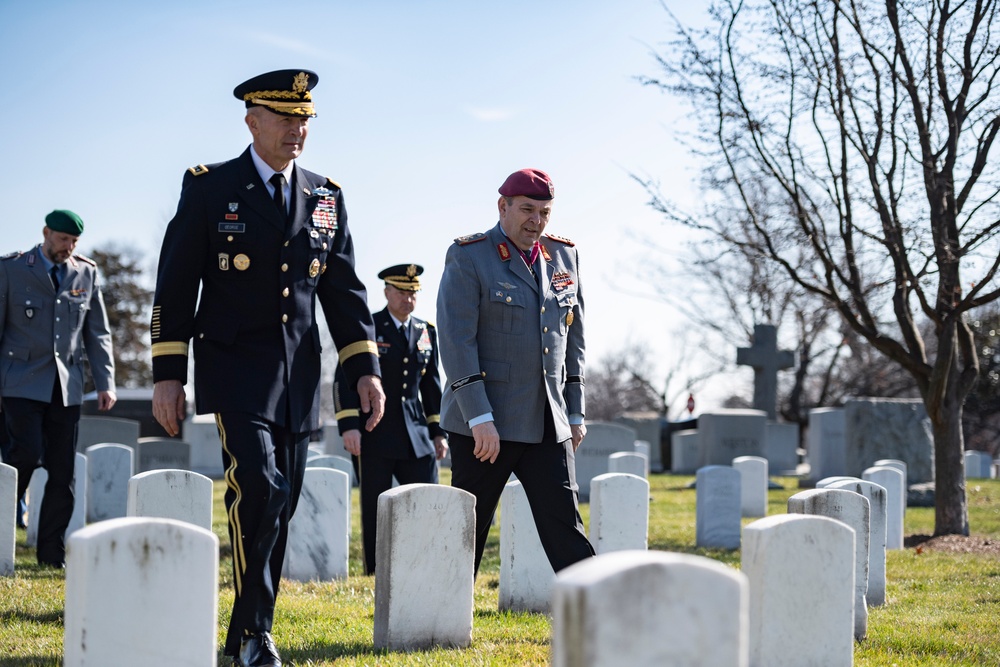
[0,251,22,261]
[545,232,575,247]
[187,164,210,176]
[325,177,342,190]
[455,232,487,246]
[74,254,97,267]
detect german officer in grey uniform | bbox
[0,209,116,567]
[335,263,448,575]
[436,168,594,574]
[150,70,385,667]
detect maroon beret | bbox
[498,168,554,200]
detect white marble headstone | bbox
[374,484,474,651]
[743,514,854,667]
[306,454,356,486]
[552,550,749,667]
[863,465,905,549]
[283,467,350,581]
[0,463,15,575]
[732,456,767,518]
[136,438,192,474]
[816,476,860,489]
[67,453,87,537]
[85,443,133,522]
[695,466,742,549]
[182,414,224,478]
[806,407,846,483]
[670,429,700,474]
[25,467,45,547]
[589,473,649,554]
[26,460,87,546]
[500,480,554,612]
[64,517,219,666]
[827,479,888,606]
[126,469,213,531]
[788,488,870,639]
[608,452,647,479]
[764,421,800,474]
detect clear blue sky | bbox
[1,0,732,415]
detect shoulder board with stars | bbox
[544,233,575,247]
[187,164,210,176]
[455,232,487,245]
[74,254,97,267]
[0,250,22,261]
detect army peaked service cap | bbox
[234,69,318,117]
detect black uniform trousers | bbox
[215,412,309,656]
[448,409,594,575]
[3,380,80,564]
[358,451,437,575]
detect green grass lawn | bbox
[2,473,1000,666]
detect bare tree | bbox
[643,0,1000,535]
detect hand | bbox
[357,375,385,432]
[97,390,117,412]
[152,380,186,437]
[433,435,449,461]
[571,423,587,451]
[471,421,500,464]
[342,429,362,456]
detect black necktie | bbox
[398,324,407,341]
[269,173,287,219]
[50,266,60,291]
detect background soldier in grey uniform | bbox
[0,209,116,567]
[436,168,594,574]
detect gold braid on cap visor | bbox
[244,90,315,114]
[384,277,421,291]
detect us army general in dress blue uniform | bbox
[149,70,385,667]
[0,210,116,567]
[437,168,594,575]
[334,263,448,575]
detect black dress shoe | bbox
[235,631,281,667]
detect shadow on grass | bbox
[0,609,63,625]
[0,656,60,667]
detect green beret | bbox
[45,210,84,236]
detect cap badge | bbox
[293,72,310,93]
[406,264,418,278]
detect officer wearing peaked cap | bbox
[0,209,116,567]
[150,69,385,667]
[335,263,448,575]
[437,168,594,575]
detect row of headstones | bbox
[671,412,801,474]
[964,449,1000,479]
[56,471,650,665]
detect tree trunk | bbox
[930,381,970,536]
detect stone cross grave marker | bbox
[736,324,795,420]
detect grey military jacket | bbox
[0,246,115,406]
[437,222,585,444]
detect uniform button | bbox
[540,306,546,313]
[56,317,60,322]
[481,371,487,377]
[402,383,408,389]
[505,296,512,303]
[323,242,328,250]
[227,235,234,242]
[282,288,289,297]
[543,326,548,333]
[403,357,409,363]
[403,370,408,376]
[55,352,60,357]
[284,241,289,247]
[544,347,549,354]
[282,314,288,323]
[281,263,289,272]
[56,299,62,304]
[55,335,60,339]
[199,333,204,339]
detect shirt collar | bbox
[389,313,410,330]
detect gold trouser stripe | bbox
[216,414,245,595]
[338,340,378,364]
[151,341,189,358]
[335,409,360,420]
[426,414,440,424]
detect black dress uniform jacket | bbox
[334,307,443,458]
[151,148,380,427]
